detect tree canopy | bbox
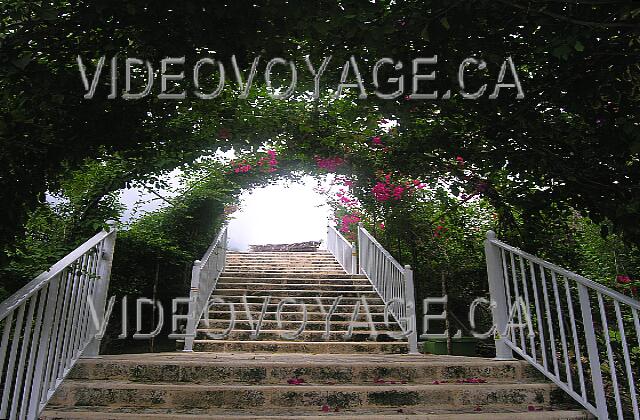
[1,0,639,268]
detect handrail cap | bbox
[486,230,497,240]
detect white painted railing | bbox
[326,225,357,274]
[0,221,117,420]
[485,231,640,420]
[357,223,418,354]
[183,224,228,352]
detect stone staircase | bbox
[41,250,592,419]
[192,251,408,353]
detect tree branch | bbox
[494,0,639,29]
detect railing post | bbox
[484,231,514,360]
[577,284,608,419]
[183,260,201,352]
[404,265,419,354]
[357,223,364,275]
[83,220,117,358]
[351,242,357,275]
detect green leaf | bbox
[552,45,572,60]
[11,53,32,70]
[440,17,450,30]
[574,41,584,52]
[420,24,430,41]
[38,7,58,21]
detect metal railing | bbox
[0,221,117,420]
[326,225,357,274]
[183,224,228,352]
[357,223,418,353]
[485,230,639,420]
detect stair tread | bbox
[71,352,521,366]
[56,379,556,391]
[41,406,592,419]
[43,406,590,420]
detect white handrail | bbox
[485,230,639,420]
[183,224,228,352]
[357,223,419,354]
[0,221,117,420]
[326,225,357,274]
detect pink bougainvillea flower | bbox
[320,405,330,412]
[287,377,305,385]
[434,225,448,238]
[315,156,345,172]
[380,222,385,230]
[372,182,391,202]
[456,156,465,165]
[617,275,632,284]
[392,186,405,200]
[372,136,383,145]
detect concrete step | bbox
[40,406,593,419]
[215,282,373,291]
[192,340,409,353]
[213,289,378,298]
[225,262,343,267]
[228,251,332,253]
[205,311,398,321]
[195,329,403,341]
[221,272,367,279]
[222,272,353,277]
[217,277,370,285]
[197,320,403,331]
[207,296,386,305]
[64,353,541,385]
[47,381,563,411]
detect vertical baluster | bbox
[78,251,98,348]
[539,266,560,377]
[576,285,607,419]
[71,252,91,358]
[518,255,535,360]
[58,259,81,378]
[48,267,74,392]
[9,295,37,420]
[551,271,572,388]
[0,303,26,418]
[613,301,639,420]
[562,276,586,399]
[67,255,85,359]
[528,261,547,370]
[0,312,15,389]
[28,275,60,419]
[509,252,526,352]
[41,269,70,403]
[19,285,47,420]
[597,293,623,419]
[500,248,516,344]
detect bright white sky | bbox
[117,174,333,252]
[227,176,332,251]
